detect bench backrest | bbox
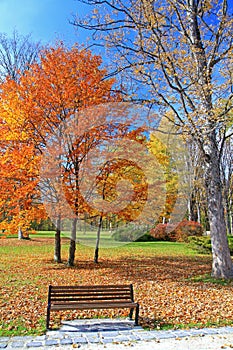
[48,284,135,304]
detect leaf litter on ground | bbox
[0,237,233,335]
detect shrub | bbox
[112,225,149,242]
[174,220,204,242]
[150,220,204,242]
[189,235,233,255]
[188,236,212,254]
[150,223,174,241]
[111,228,133,242]
[135,233,157,242]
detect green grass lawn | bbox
[3,229,199,253]
[1,232,232,337]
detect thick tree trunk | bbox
[94,215,103,264]
[67,217,77,267]
[54,216,61,263]
[205,146,233,279]
[18,227,23,240]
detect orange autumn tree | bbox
[93,157,148,262]
[0,85,45,238]
[0,43,116,263]
[0,141,43,238]
[62,120,149,263]
[63,106,167,264]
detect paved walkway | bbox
[1,319,233,349]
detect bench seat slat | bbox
[50,284,130,288]
[50,301,138,310]
[51,291,131,296]
[50,285,130,291]
[51,296,132,302]
[51,288,130,292]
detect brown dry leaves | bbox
[0,238,233,334]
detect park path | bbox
[1,318,233,349]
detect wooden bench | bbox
[46,284,139,329]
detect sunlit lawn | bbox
[0,232,233,337]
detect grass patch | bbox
[187,273,233,285]
[154,319,233,331]
[123,241,197,256]
[0,317,46,337]
[1,234,233,336]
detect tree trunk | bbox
[205,146,233,279]
[18,227,23,240]
[232,212,233,236]
[67,217,77,267]
[224,181,232,235]
[226,199,232,235]
[188,192,198,222]
[197,203,201,224]
[94,215,103,264]
[18,227,29,239]
[54,216,61,263]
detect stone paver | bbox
[1,318,233,349]
[26,341,43,348]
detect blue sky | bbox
[0,0,90,45]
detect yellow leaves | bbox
[149,134,170,168]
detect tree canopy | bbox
[73,0,233,278]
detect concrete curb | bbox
[1,319,233,349]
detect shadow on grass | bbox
[44,255,212,283]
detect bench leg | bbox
[129,308,134,320]
[46,307,51,330]
[135,304,139,326]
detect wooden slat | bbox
[51,301,138,310]
[51,296,131,302]
[50,290,130,295]
[50,295,130,300]
[51,288,130,292]
[50,294,131,298]
[50,285,130,290]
